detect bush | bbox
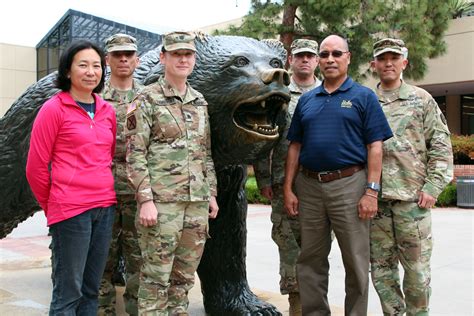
[245,176,270,205]
[436,182,457,207]
[451,134,474,165]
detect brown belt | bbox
[301,164,364,183]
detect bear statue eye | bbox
[234,56,249,67]
[269,58,283,68]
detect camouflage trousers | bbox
[370,200,432,316]
[99,194,141,316]
[136,201,209,316]
[270,185,301,295]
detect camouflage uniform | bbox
[99,79,143,315]
[371,77,453,315]
[126,75,217,315]
[254,39,321,295]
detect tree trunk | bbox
[279,4,298,69]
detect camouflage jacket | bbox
[376,81,453,201]
[254,76,321,188]
[125,76,217,204]
[102,79,143,195]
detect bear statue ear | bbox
[261,38,287,64]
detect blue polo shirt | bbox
[287,77,392,172]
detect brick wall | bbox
[454,165,474,182]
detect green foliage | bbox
[436,182,457,207]
[245,176,270,204]
[448,0,474,18]
[222,0,452,81]
[451,134,474,164]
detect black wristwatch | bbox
[366,182,381,192]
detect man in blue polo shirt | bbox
[283,34,392,315]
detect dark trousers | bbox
[49,206,115,316]
[296,169,369,316]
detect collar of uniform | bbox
[102,81,114,100]
[289,75,319,93]
[103,79,142,99]
[158,76,181,97]
[316,76,353,95]
[398,80,412,99]
[376,79,411,101]
[158,76,199,103]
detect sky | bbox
[0,0,252,47]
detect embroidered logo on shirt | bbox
[127,115,137,130]
[341,100,352,108]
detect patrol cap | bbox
[373,38,406,57]
[290,39,319,55]
[104,33,137,53]
[163,31,196,52]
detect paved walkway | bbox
[0,205,472,315]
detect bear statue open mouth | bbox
[233,93,289,138]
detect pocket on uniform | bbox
[415,212,433,263]
[154,105,184,143]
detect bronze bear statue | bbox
[0,34,291,315]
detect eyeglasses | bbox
[110,51,136,58]
[318,50,349,59]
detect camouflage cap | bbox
[163,31,196,52]
[291,39,319,55]
[373,38,406,57]
[104,33,137,53]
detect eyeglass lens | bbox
[319,50,346,58]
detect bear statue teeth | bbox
[257,125,278,135]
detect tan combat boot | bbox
[288,292,302,316]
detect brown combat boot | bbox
[288,292,302,316]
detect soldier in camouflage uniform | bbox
[370,38,453,316]
[99,33,143,316]
[125,31,218,316]
[253,39,320,316]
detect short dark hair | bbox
[55,39,106,93]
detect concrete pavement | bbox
[0,205,473,315]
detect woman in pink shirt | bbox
[26,40,117,315]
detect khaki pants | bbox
[136,201,209,316]
[295,169,369,316]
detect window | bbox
[434,96,447,118]
[461,94,474,135]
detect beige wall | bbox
[0,43,36,117]
[409,16,474,88]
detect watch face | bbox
[367,182,380,191]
